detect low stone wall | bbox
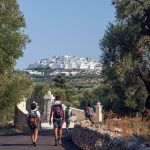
[14,100,28,128]
[72,124,150,150]
[71,108,85,121]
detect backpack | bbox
[28,110,39,126]
[53,104,64,118]
[65,107,71,118]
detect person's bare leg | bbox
[54,128,58,145]
[67,122,70,129]
[34,129,39,143]
[31,132,34,143]
[66,122,70,132]
[59,128,63,145]
[31,130,36,146]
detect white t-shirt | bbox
[52,100,66,111]
[27,108,41,117]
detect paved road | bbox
[0,129,81,150]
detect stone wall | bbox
[72,124,150,150]
[14,100,28,128]
[71,102,103,123]
[71,108,85,121]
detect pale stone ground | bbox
[41,122,75,129]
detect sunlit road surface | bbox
[0,123,81,150]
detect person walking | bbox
[49,96,65,146]
[85,103,94,122]
[65,104,74,132]
[27,101,41,146]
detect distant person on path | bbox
[49,96,65,146]
[27,101,41,146]
[85,103,94,122]
[65,104,74,132]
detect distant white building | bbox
[22,70,43,75]
[80,63,89,69]
[89,62,95,70]
[71,62,77,69]
[27,55,101,72]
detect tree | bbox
[136,66,150,110]
[0,72,33,122]
[0,0,31,122]
[0,0,30,73]
[29,83,50,114]
[112,0,150,36]
[99,0,150,116]
[51,88,66,103]
[53,74,66,88]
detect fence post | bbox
[95,102,103,123]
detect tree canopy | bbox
[98,0,150,116]
[0,0,30,72]
[0,0,32,122]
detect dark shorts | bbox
[53,118,63,129]
[29,123,40,131]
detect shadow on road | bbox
[0,144,31,146]
[0,128,81,150]
[39,128,81,150]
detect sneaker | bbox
[59,140,62,146]
[54,140,58,146]
[54,142,58,146]
[33,142,36,146]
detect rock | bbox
[72,124,150,150]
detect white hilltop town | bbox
[24,55,102,76]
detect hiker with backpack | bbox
[49,96,65,146]
[85,103,94,122]
[65,104,74,132]
[27,101,41,146]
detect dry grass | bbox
[103,117,150,145]
[105,117,150,136]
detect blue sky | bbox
[17,0,115,69]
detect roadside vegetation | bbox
[0,0,33,125]
[99,0,150,138]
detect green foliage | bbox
[0,0,30,72]
[0,72,33,122]
[53,74,66,88]
[112,0,150,21]
[51,88,66,103]
[29,83,50,114]
[65,87,78,101]
[50,86,80,108]
[0,0,31,123]
[98,0,150,116]
[69,95,80,108]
